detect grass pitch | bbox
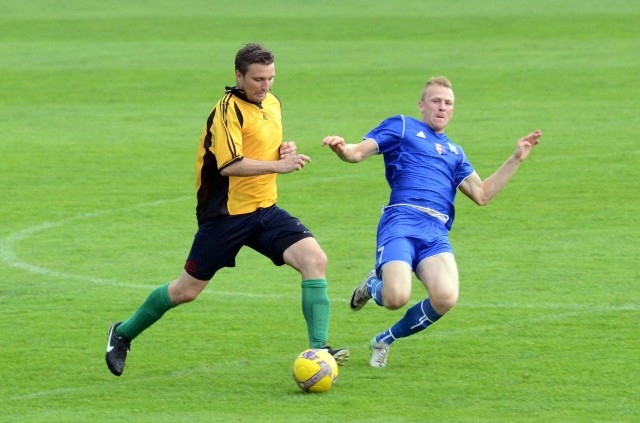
[1,1,638,422]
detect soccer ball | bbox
[292,348,338,393]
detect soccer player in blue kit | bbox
[322,76,541,367]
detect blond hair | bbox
[421,76,452,100]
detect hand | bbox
[279,141,297,158]
[321,135,347,154]
[514,130,542,162]
[322,135,377,163]
[276,153,311,173]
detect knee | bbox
[301,249,328,274]
[168,276,207,305]
[315,250,328,270]
[170,287,200,305]
[382,290,411,310]
[430,290,458,314]
[175,289,200,304]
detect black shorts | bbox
[184,205,314,281]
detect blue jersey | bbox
[365,115,474,231]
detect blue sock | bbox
[368,276,384,307]
[376,298,442,345]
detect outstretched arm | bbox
[459,130,542,205]
[321,136,378,163]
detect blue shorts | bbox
[184,205,314,281]
[375,206,453,275]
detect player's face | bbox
[236,63,275,103]
[418,85,455,133]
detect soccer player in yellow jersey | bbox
[105,43,349,376]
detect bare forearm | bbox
[221,154,310,176]
[322,137,377,163]
[221,158,277,176]
[335,144,366,163]
[462,130,541,205]
[481,155,522,203]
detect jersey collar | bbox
[225,86,264,108]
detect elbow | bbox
[473,195,491,206]
[345,152,366,163]
[220,163,233,177]
[469,187,492,206]
[338,152,360,163]
[220,157,243,177]
[220,163,238,177]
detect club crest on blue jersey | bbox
[435,143,446,154]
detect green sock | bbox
[116,282,175,340]
[301,279,330,348]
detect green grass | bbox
[1,0,638,421]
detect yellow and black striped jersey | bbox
[195,88,282,222]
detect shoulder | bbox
[266,91,280,103]
[215,90,234,108]
[373,114,409,131]
[382,115,425,130]
[264,92,281,108]
[382,114,409,123]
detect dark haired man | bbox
[106,43,349,376]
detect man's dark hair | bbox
[235,43,275,75]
